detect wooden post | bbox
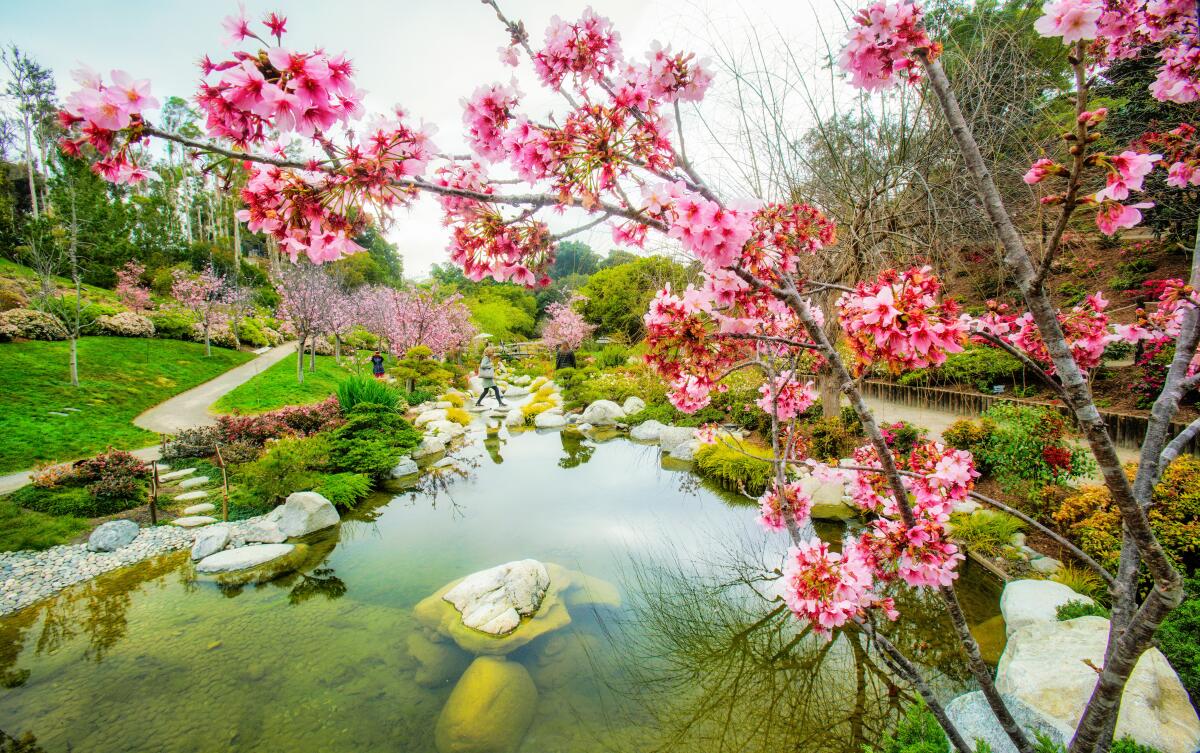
[215,447,230,522]
[149,464,159,526]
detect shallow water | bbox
[0,428,1002,753]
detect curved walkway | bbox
[0,343,297,495]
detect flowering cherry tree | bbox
[170,266,230,356]
[114,260,151,311]
[539,295,594,350]
[386,287,475,358]
[57,3,1197,752]
[274,262,335,383]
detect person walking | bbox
[370,350,386,379]
[554,344,577,370]
[476,346,507,406]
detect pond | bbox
[0,428,1004,753]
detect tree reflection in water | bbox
[559,431,595,469]
[599,530,986,753]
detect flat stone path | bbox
[0,343,296,495]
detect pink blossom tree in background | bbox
[540,295,594,350]
[274,263,335,383]
[114,260,151,312]
[58,2,1199,751]
[323,282,359,362]
[170,266,229,356]
[387,287,475,358]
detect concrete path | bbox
[0,343,296,496]
[133,342,296,434]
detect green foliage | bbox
[1156,577,1200,709]
[550,240,600,279]
[867,700,948,753]
[146,308,199,340]
[1056,599,1111,621]
[0,337,252,473]
[808,417,858,462]
[896,345,1024,390]
[594,343,629,369]
[392,346,454,393]
[1051,563,1108,602]
[403,388,436,406]
[238,435,330,505]
[215,353,347,414]
[1110,738,1167,753]
[0,498,89,552]
[579,256,691,339]
[693,441,775,496]
[948,510,1023,556]
[943,418,996,455]
[326,403,421,479]
[336,375,400,412]
[463,285,537,341]
[624,402,724,428]
[10,478,142,518]
[972,404,1094,490]
[314,472,372,508]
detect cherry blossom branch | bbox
[968,329,1071,403]
[550,212,613,241]
[721,332,821,350]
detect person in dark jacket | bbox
[370,351,385,379]
[554,344,577,370]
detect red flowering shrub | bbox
[216,396,343,446]
[75,448,148,501]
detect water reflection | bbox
[559,431,595,468]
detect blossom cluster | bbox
[532,9,622,88]
[837,267,967,374]
[59,67,159,184]
[975,293,1113,373]
[756,373,818,420]
[757,480,814,532]
[838,1,939,90]
[781,537,897,636]
[540,296,595,350]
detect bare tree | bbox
[2,46,56,219]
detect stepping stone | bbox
[182,502,216,515]
[62,407,81,412]
[159,467,196,482]
[48,411,69,417]
[171,515,217,528]
[195,543,295,573]
[175,490,209,502]
[154,463,170,472]
[178,476,210,489]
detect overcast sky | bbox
[2,0,847,278]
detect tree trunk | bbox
[69,336,78,388]
[334,335,341,362]
[297,336,306,385]
[819,369,841,418]
[204,323,212,357]
[309,338,317,371]
[22,112,39,219]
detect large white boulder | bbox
[390,456,419,478]
[798,475,857,520]
[630,419,666,441]
[267,491,339,538]
[622,396,646,415]
[534,410,567,429]
[505,385,530,397]
[580,400,625,426]
[997,616,1200,753]
[504,408,525,427]
[87,520,139,552]
[239,519,287,545]
[195,543,296,573]
[191,524,230,561]
[414,409,448,427]
[428,420,467,438]
[442,559,551,635]
[669,439,702,461]
[945,691,1073,753]
[413,435,447,459]
[1000,579,1092,637]
[658,426,697,454]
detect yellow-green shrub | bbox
[693,441,775,496]
[521,401,554,421]
[440,392,465,408]
[533,386,556,403]
[445,406,472,426]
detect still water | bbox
[0,428,1002,753]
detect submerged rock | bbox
[798,475,857,520]
[87,520,139,552]
[194,543,309,585]
[533,411,567,429]
[668,439,701,461]
[530,631,604,690]
[267,491,339,538]
[390,456,419,478]
[435,656,537,753]
[997,615,1200,753]
[408,632,472,688]
[999,579,1091,637]
[946,691,1073,753]
[442,560,550,635]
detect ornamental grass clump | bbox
[947,510,1023,557]
[337,375,400,412]
[694,441,776,496]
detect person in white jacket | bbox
[475,346,507,406]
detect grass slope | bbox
[0,336,252,472]
[0,498,89,551]
[213,353,353,414]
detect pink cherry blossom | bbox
[1095,200,1154,235]
[533,9,622,89]
[757,481,814,532]
[838,1,937,90]
[756,373,817,420]
[540,295,595,350]
[1033,0,1104,42]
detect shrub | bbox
[76,449,149,502]
[0,279,27,311]
[693,441,775,496]
[973,404,1094,491]
[440,392,465,408]
[327,403,421,479]
[521,401,555,420]
[216,440,261,464]
[948,511,1023,556]
[193,320,239,348]
[1110,740,1165,753]
[162,426,223,460]
[624,402,725,428]
[595,344,629,369]
[882,420,927,456]
[1056,599,1111,621]
[1051,563,1108,602]
[95,312,155,338]
[808,417,857,462]
[337,375,400,412]
[1053,457,1200,576]
[314,472,372,507]
[896,345,1024,390]
[217,396,342,446]
[943,418,995,456]
[147,308,199,340]
[239,435,330,505]
[0,309,68,341]
[11,480,141,518]
[404,388,435,406]
[30,462,78,489]
[1156,577,1199,709]
[867,700,947,753]
[445,406,472,426]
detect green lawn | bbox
[0,336,253,472]
[0,498,89,551]
[213,353,357,414]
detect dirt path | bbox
[0,343,296,495]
